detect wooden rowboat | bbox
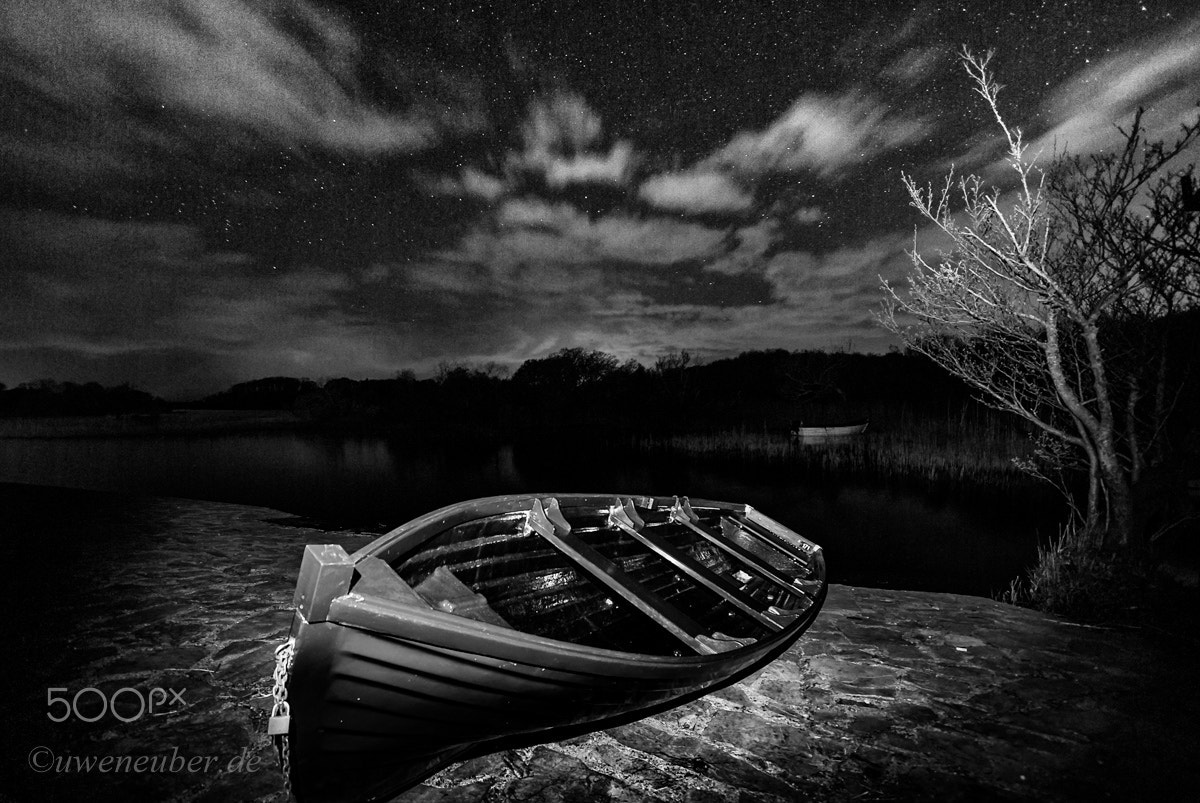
[790,420,869,441]
[277,493,827,802]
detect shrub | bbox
[1002,519,1153,621]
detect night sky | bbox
[2,1,1197,398]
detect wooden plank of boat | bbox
[275,493,827,803]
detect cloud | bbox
[0,202,911,395]
[4,6,948,393]
[941,12,1200,178]
[1028,17,1200,160]
[0,210,229,372]
[424,91,635,209]
[710,90,932,178]
[791,206,824,224]
[763,234,911,307]
[544,142,636,188]
[460,167,508,201]
[407,222,913,369]
[507,92,635,188]
[639,169,757,214]
[521,92,604,153]
[881,46,942,84]
[181,276,408,382]
[442,198,728,270]
[0,207,420,391]
[0,0,483,170]
[413,167,507,201]
[397,261,497,297]
[507,291,895,369]
[887,5,938,48]
[700,220,777,275]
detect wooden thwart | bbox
[608,500,783,632]
[354,556,512,629]
[526,498,718,655]
[354,556,430,607]
[413,566,513,629]
[669,498,813,598]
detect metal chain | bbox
[270,637,296,797]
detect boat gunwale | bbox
[323,583,824,675]
[351,493,764,565]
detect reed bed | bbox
[631,407,1036,490]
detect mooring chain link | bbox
[269,637,296,797]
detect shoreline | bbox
[0,409,304,439]
[0,412,1043,496]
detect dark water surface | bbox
[0,432,1062,596]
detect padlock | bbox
[268,714,291,736]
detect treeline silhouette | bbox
[0,379,163,418]
[195,348,978,443]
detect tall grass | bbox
[1001,518,1161,621]
[630,405,1035,490]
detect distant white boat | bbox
[790,420,869,441]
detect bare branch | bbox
[880,48,1200,547]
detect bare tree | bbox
[880,48,1200,549]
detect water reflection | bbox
[509,448,1057,596]
[0,434,526,528]
[0,432,1061,596]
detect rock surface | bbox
[1,486,1196,802]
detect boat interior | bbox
[347,497,823,657]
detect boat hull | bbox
[288,599,820,801]
[791,421,869,441]
[282,493,827,802]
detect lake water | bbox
[0,431,1063,597]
